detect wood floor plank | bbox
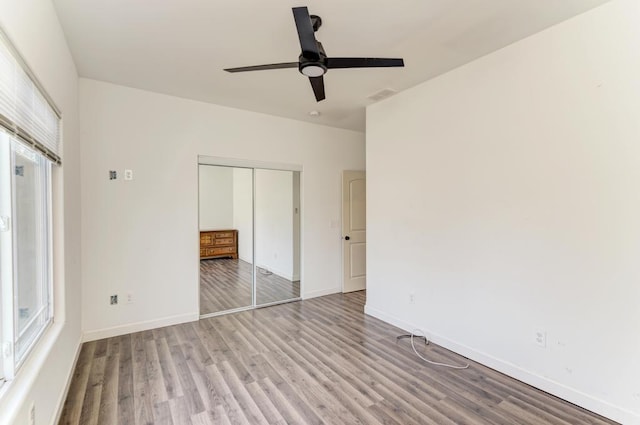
[96,338,120,425]
[211,405,235,425]
[257,377,321,425]
[244,380,288,425]
[205,363,251,425]
[58,342,96,425]
[216,360,270,425]
[117,335,135,424]
[168,396,190,425]
[151,401,174,425]
[59,292,619,425]
[155,336,184,400]
[131,332,155,425]
[78,354,105,425]
[143,338,169,404]
[500,396,576,425]
[166,332,206,417]
[250,318,384,424]
[262,349,365,424]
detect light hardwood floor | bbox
[200,259,300,315]
[59,292,617,425]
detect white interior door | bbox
[342,170,366,293]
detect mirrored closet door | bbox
[255,169,301,306]
[199,165,253,315]
[198,162,301,317]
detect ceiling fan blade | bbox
[292,7,320,60]
[325,57,404,69]
[224,62,299,73]
[309,76,325,102]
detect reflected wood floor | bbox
[200,259,300,315]
[58,292,617,425]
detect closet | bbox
[198,159,301,317]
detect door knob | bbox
[344,236,350,240]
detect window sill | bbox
[0,320,67,423]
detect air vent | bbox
[368,88,397,102]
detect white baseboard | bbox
[82,312,199,342]
[303,287,340,300]
[364,304,640,425]
[51,336,83,425]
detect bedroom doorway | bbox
[198,157,301,318]
[342,170,366,293]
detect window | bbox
[0,27,60,384]
[1,131,53,375]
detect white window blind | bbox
[0,29,61,165]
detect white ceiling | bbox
[53,0,609,132]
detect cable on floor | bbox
[397,329,470,370]
[258,267,273,276]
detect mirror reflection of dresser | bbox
[199,229,238,259]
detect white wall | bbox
[198,165,234,230]
[255,169,294,280]
[366,1,640,423]
[232,167,253,263]
[0,0,81,424]
[80,79,364,339]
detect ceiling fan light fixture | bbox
[300,63,326,77]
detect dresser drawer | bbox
[214,238,234,246]
[200,234,213,245]
[215,231,234,239]
[207,246,235,256]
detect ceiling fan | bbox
[224,6,404,102]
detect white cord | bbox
[407,329,469,370]
[258,267,273,276]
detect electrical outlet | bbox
[124,169,133,181]
[409,293,415,304]
[28,402,35,425]
[126,292,134,304]
[110,294,118,305]
[534,328,546,348]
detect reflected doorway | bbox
[198,162,301,317]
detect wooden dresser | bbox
[200,229,238,260]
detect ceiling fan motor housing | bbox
[299,41,327,77]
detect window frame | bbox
[0,131,11,382]
[11,138,53,369]
[0,117,55,384]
